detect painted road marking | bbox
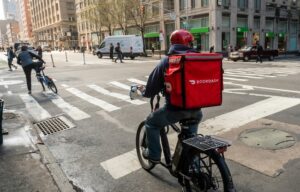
[109,81,130,90]
[127,78,147,85]
[225,72,276,78]
[224,73,263,79]
[225,82,300,94]
[43,91,90,121]
[100,96,300,179]
[223,77,248,82]
[88,84,146,105]
[0,80,23,86]
[66,87,120,112]
[19,94,51,121]
[199,96,300,135]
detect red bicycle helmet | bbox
[170,29,194,46]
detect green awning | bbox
[237,27,248,32]
[278,32,285,38]
[190,27,210,34]
[265,32,275,38]
[144,32,159,38]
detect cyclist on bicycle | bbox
[140,30,203,163]
[17,45,45,94]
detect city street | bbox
[0,51,300,192]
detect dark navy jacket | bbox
[143,44,197,108]
[17,51,43,67]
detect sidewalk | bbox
[0,109,65,192]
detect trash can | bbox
[0,99,3,145]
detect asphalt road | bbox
[0,51,300,192]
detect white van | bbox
[95,35,144,60]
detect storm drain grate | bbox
[34,115,75,136]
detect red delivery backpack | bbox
[164,53,223,109]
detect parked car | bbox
[95,35,144,60]
[229,46,279,62]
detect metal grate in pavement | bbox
[34,115,75,136]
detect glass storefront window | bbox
[254,0,261,10]
[222,32,230,51]
[290,21,298,34]
[201,0,209,7]
[278,21,287,33]
[237,17,248,27]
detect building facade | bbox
[1,0,17,20]
[29,0,78,49]
[75,0,300,53]
[6,20,19,46]
[141,0,300,52]
[17,0,33,43]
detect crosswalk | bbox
[1,67,300,123]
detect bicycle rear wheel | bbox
[47,77,58,94]
[185,150,235,192]
[136,121,155,171]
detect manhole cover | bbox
[240,128,296,150]
[34,116,75,136]
[3,112,17,120]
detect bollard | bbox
[65,51,68,62]
[0,99,4,145]
[50,53,56,67]
[83,51,86,65]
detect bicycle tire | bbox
[185,150,235,192]
[136,121,155,171]
[47,78,58,94]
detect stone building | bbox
[17,0,33,43]
[29,0,78,49]
[75,0,300,53]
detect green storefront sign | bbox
[144,32,159,38]
[278,32,285,38]
[265,32,275,38]
[190,27,210,34]
[237,27,248,32]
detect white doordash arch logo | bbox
[189,79,219,85]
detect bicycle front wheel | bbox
[136,121,155,171]
[47,78,58,94]
[185,150,235,192]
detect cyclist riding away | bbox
[139,30,203,163]
[17,45,46,94]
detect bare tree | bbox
[126,0,149,55]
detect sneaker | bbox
[142,148,160,164]
[28,91,31,94]
[8,69,12,71]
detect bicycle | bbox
[36,63,57,94]
[131,86,236,192]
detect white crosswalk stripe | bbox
[127,78,147,85]
[43,91,90,121]
[66,87,120,112]
[109,81,131,90]
[87,84,146,105]
[100,96,300,179]
[19,94,52,121]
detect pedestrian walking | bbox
[36,46,43,58]
[227,44,232,60]
[256,41,263,63]
[109,43,114,60]
[151,44,155,56]
[17,45,46,94]
[6,47,17,71]
[114,42,123,63]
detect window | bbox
[222,15,230,28]
[179,0,185,10]
[201,0,209,7]
[238,0,248,9]
[254,0,261,10]
[237,17,247,27]
[67,2,74,10]
[278,21,287,33]
[164,0,174,13]
[152,2,159,16]
[191,0,196,8]
[223,0,230,7]
[265,19,274,31]
[254,17,260,29]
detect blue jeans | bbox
[145,105,203,160]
